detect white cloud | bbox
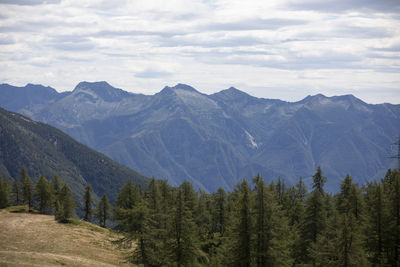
[0,0,399,103]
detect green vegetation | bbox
[0,107,149,206]
[113,168,400,267]
[83,184,94,221]
[0,167,78,224]
[96,193,112,227]
[1,162,399,266]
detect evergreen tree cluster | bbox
[113,168,400,267]
[0,167,76,223]
[2,165,400,266]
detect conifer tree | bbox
[142,178,170,266]
[285,178,307,265]
[253,175,293,267]
[337,175,363,220]
[34,174,52,214]
[382,169,400,266]
[364,182,385,265]
[276,176,287,206]
[21,167,34,211]
[55,184,76,222]
[83,184,93,221]
[195,190,212,264]
[300,166,327,265]
[170,185,198,267]
[129,200,150,266]
[296,177,307,202]
[55,200,64,222]
[224,179,252,267]
[212,187,227,235]
[96,193,112,227]
[12,177,21,205]
[157,179,174,265]
[181,180,197,211]
[51,174,62,202]
[116,180,157,267]
[0,176,12,208]
[311,175,367,267]
[115,181,142,231]
[253,174,268,267]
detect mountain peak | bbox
[73,81,112,91]
[300,93,366,105]
[225,86,250,95]
[72,81,129,102]
[212,86,254,101]
[172,83,198,92]
[158,83,200,96]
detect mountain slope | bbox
[0,107,149,202]
[1,82,399,191]
[0,210,130,266]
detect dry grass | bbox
[0,209,134,266]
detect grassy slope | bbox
[0,208,133,266]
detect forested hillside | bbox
[0,107,149,203]
[1,163,399,266]
[108,168,400,266]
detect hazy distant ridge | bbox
[1,82,399,191]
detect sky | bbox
[0,0,399,104]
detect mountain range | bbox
[0,106,149,203]
[1,81,399,192]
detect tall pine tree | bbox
[34,174,53,214]
[300,166,327,265]
[83,184,94,221]
[223,179,252,267]
[12,177,21,205]
[170,185,199,267]
[0,176,12,208]
[55,184,76,223]
[21,167,34,211]
[96,193,112,228]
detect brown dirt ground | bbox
[0,210,133,266]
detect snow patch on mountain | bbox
[244,130,258,149]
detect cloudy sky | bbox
[0,0,399,103]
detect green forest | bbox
[1,167,399,267]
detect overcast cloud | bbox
[0,0,399,103]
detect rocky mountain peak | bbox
[172,83,198,92]
[159,83,200,95]
[72,81,130,102]
[211,86,255,103]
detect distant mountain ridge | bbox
[1,81,399,192]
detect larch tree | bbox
[300,166,328,265]
[224,179,253,267]
[0,176,12,208]
[96,193,112,228]
[21,167,34,211]
[12,177,21,205]
[55,184,76,223]
[312,175,367,267]
[364,182,385,265]
[170,185,198,267]
[34,174,53,214]
[83,184,94,221]
[382,169,400,266]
